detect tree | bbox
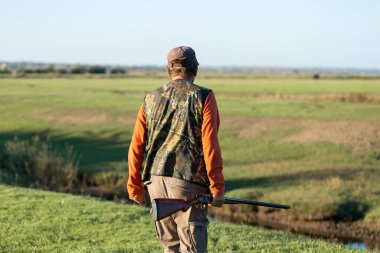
[70,65,86,74]
[109,67,127,74]
[88,65,106,74]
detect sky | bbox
[1,0,380,69]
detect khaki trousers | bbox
[146,175,209,253]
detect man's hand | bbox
[210,195,224,207]
[131,194,144,205]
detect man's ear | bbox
[166,67,171,78]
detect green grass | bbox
[0,184,362,253]
[218,98,380,120]
[204,78,380,95]
[366,206,380,221]
[1,77,380,221]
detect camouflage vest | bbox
[142,79,211,187]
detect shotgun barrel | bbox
[152,194,290,221]
[223,196,290,209]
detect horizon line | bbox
[1,60,380,72]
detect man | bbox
[128,46,224,253]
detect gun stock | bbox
[152,195,290,221]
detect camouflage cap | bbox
[167,46,199,68]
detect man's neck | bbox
[171,75,195,83]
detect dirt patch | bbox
[249,92,380,104]
[235,118,380,152]
[283,120,380,152]
[234,118,291,137]
[33,110,136,126]
[0,98,13,105]
[34,110,109,125]
[115,115,137,125]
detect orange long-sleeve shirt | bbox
[127,91,224,201]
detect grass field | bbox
[1,77,380,219]
[0,77,380,250]
[0,184,360,252]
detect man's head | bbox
[166,46,199,81]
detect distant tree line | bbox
[0,63,127,75]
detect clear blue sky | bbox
[1,0,379,68]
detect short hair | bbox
[167,60,198,77]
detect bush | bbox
[332,198,370,221]
[55,68,68,74]
[0,136,80,191]
[88,65,106,74]
[70,65,86,74]
[109,67,127,74]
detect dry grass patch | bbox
[33,109,136,126]
[247,92,380,104]
[282,120,380,152]
[34,109,108,125]
[233,117,380,152]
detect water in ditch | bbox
[345,241,367,250]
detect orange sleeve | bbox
[127,104,146,200]
[202,92,225,196]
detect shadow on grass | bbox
[0,130,133,200]
[225,168,375,221]
[0,130,131,174]
[224,167,373,192]
[333,199,370,221]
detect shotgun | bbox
[152,194,290,221]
